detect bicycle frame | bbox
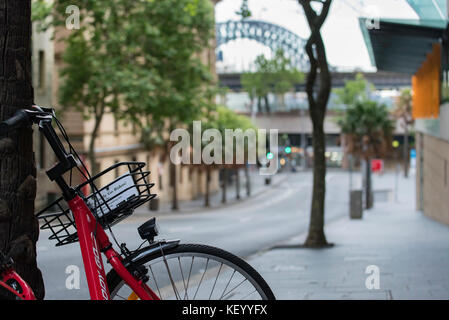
[0,107,160,300]
[0,269,36,300]
[68,195,160,300]
[1,195,160,300]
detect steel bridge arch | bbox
[215,20,309,70]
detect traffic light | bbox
[284,146,292,154]
[266,152,274,160]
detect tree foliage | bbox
[236,0,252,20]
[339,100,394,159]
[333,73,374,107]
[241,49,304,112]
[32,0,216,167]
[392,88,413,126]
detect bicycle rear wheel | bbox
[107,244,275,300]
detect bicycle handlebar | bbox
[0,110,30,135]
[0,105,56,135]
[1,106,79,199]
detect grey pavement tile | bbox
[249,172,449,300]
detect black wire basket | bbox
[36,162,156,246]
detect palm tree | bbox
[0,0,45,299]
[392,89,413,178]
[338,100,394,209]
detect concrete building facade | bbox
[361,0,449,225]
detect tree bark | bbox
[244,163,251,196]
[170,161,178,211]
[204,167,210,207]
[221,168,227,204]
[299,0,332,248]
[257,96,262,113]
[305,120,328,246]
[0,0,44,299]
[235,169,240,200]
[264,95,270,113]
[403,126,409,178]
[87,105,105,176]
[363,157,373,209]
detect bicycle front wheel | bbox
[107,244,275,300]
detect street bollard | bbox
[350,190,363,219]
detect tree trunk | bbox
[403,126,409,178]
[304,121,328,246]
[87,107,104,176]
[244,163,251,196]
[204,167,210,207]
[0,0,45,299]
[300,0,332,248]
[364,157,373,209]
[257,96,262,113]
[235,169,240,200]
[170,161,178,211]
[221,168,227,204]
[264,95,270,113]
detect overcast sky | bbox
[215,0,418,72]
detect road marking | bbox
[239,217,253,223]
[166,226,194,233]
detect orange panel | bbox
[412,43,441,119]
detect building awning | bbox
[406,0,447,21]
[359,18,447,75]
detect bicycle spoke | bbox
[221,278,248,300]
[219,269,236,300]
[183,256,195,300]
[241,289,257,300]
[148,265,162,299]
[178,257,189,300]
[109,245,273,301]
[193,258,209,300]
[162,255,181,300]
[208,262,223,300]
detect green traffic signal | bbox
[284,146,292,154]
[267,152,274,160]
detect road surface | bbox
[36,170,350,299]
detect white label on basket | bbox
[86,172,139,217]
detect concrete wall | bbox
[419,132,449,225]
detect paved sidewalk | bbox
[249,170,449,299]
[135,168,289,216]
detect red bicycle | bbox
[0,106,275,300]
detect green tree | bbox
[236,0,252,19]
[333,73,373,107]
[338,101,394,209]
[214,106,257,204]
[333,73,374,169]
[242,50,304,113]
[242,55,272,113]
[33,0,215,178]
[392,89,413,178]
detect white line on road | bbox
[166,226,194,233]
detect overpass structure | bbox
[218,71,412,91]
